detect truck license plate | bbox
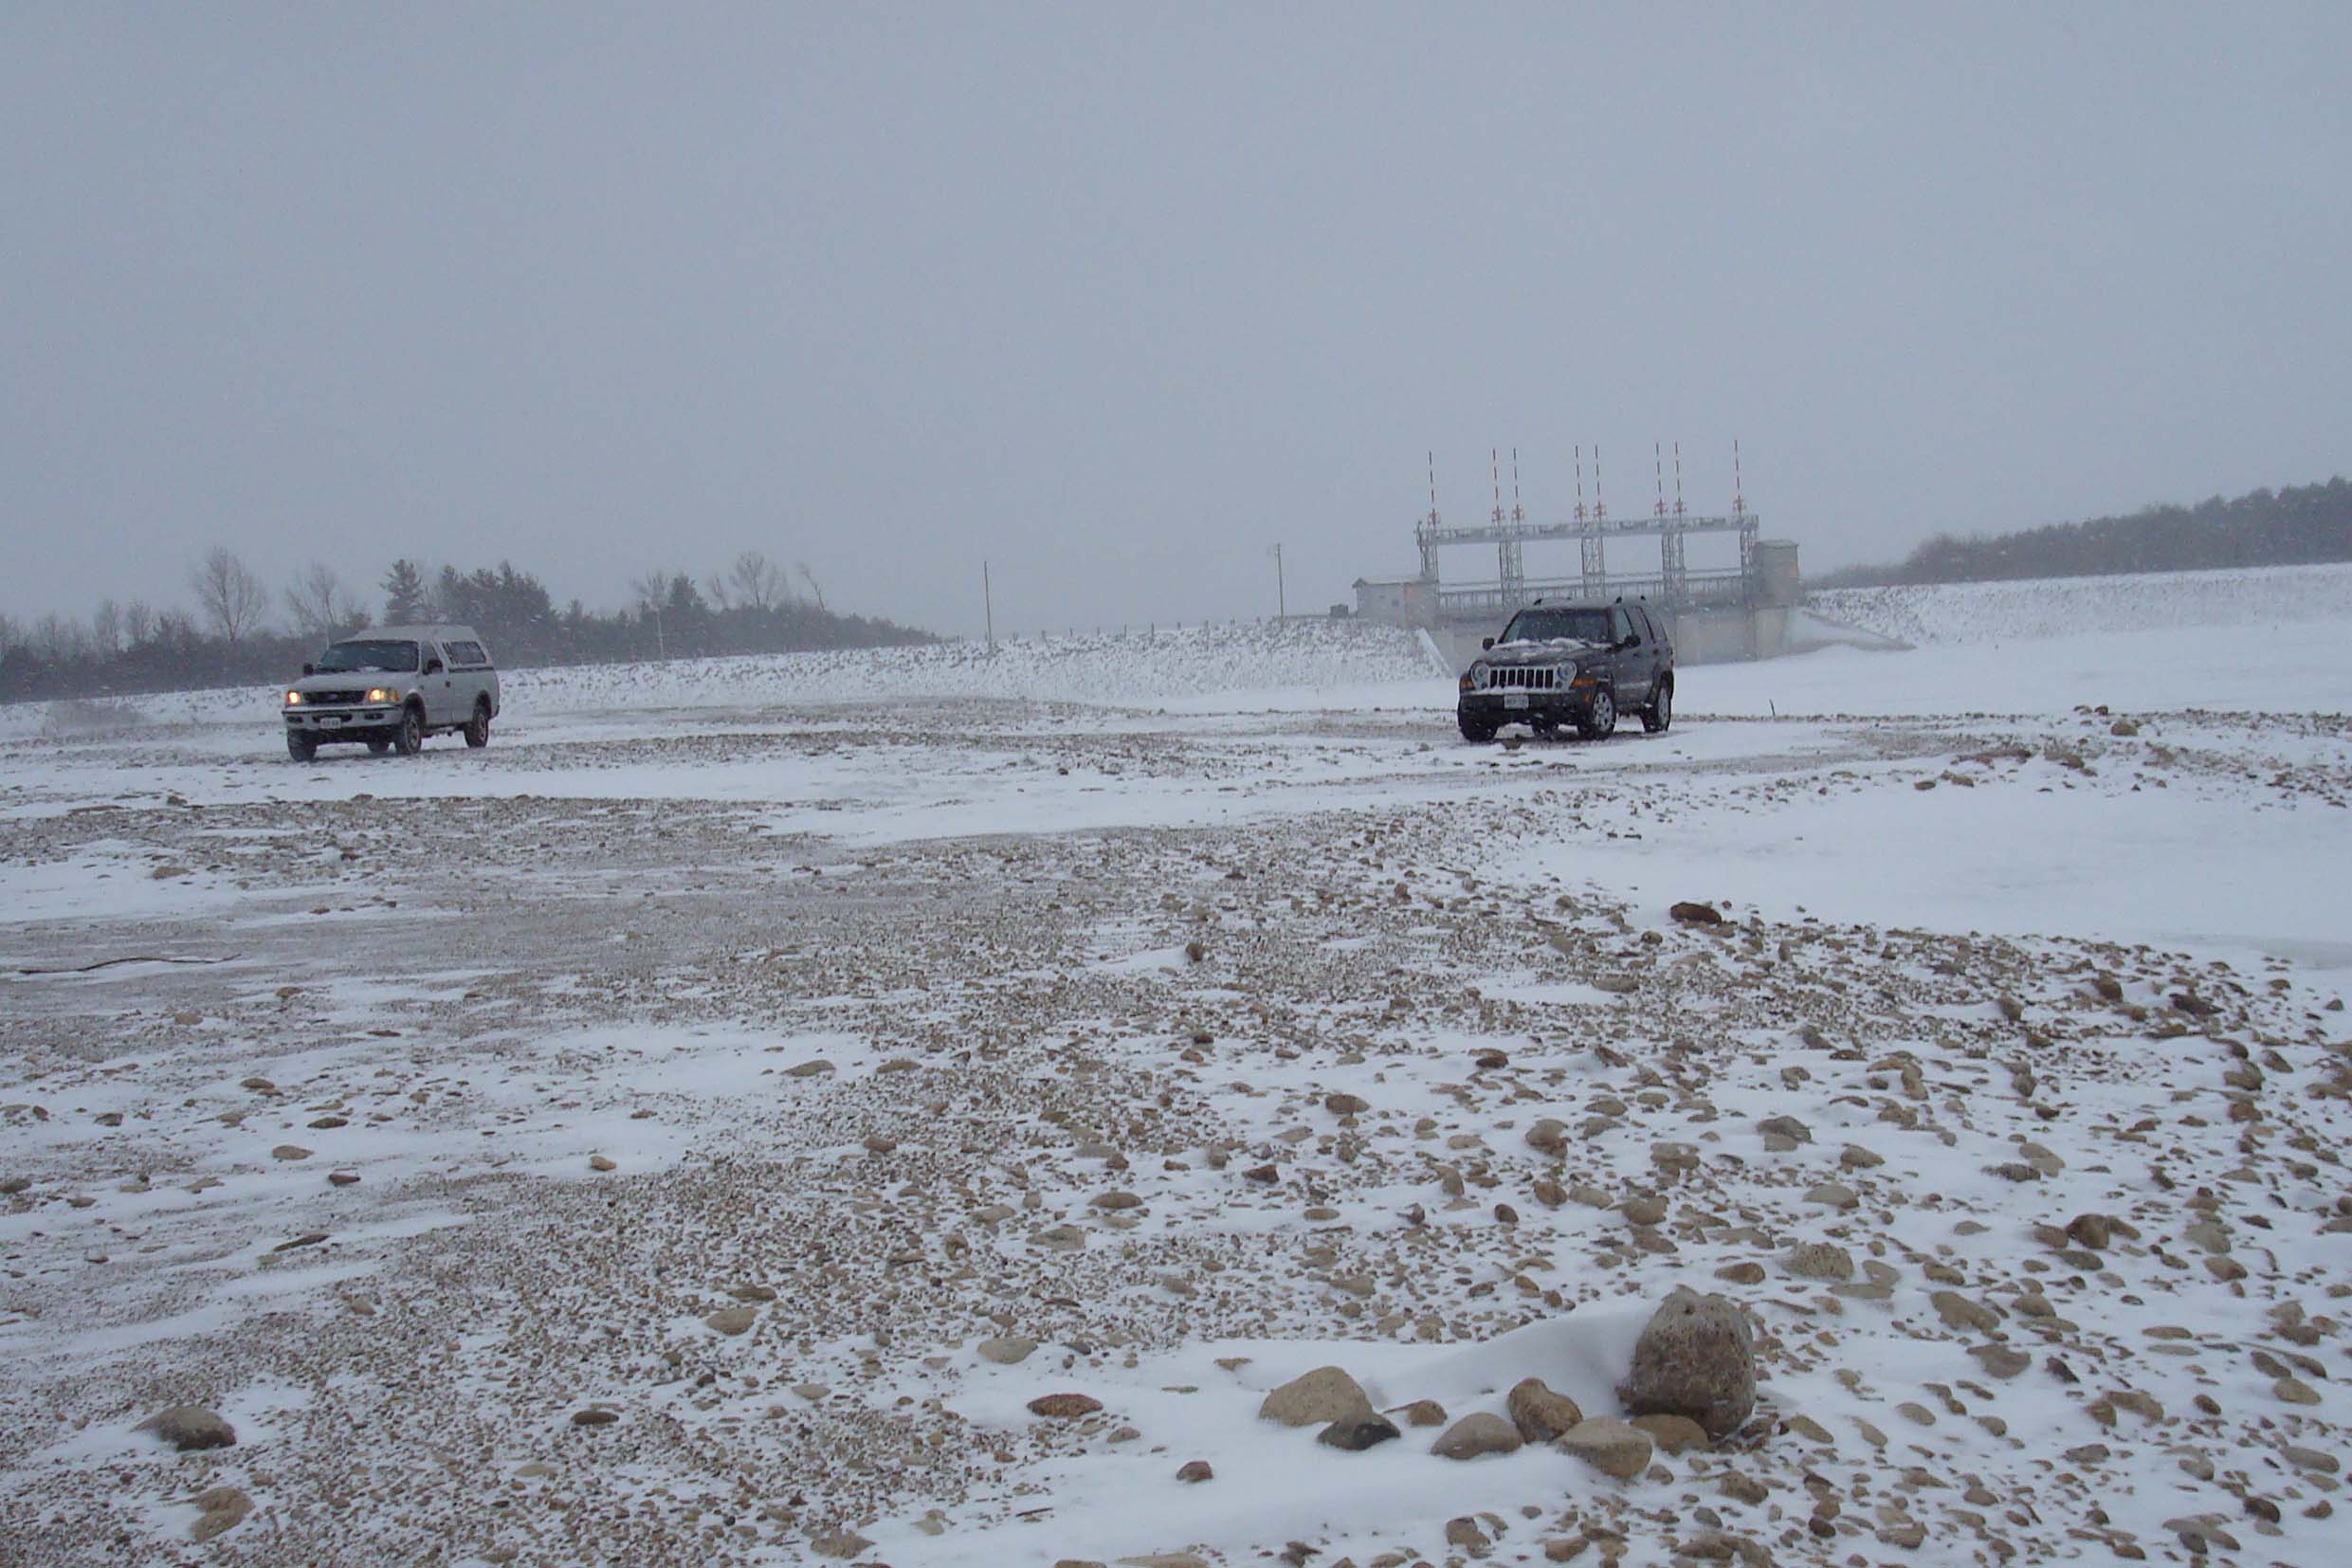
[321,716,343,726]
[1504,693,1527,710]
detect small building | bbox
[1352,576,1431,623]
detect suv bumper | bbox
[1458,690,1596,725]
[285,706,400,738]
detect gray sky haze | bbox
[7,4,2350,636]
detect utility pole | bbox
[983,560,995,654]
[1269,542,1285,621]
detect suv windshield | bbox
[1500,608,1613,645]
[315,639,420,673]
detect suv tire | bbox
[1577,688,1617,741]
[1458,713,1499,744]
[392,703,425,757]
[286,731,317,763]
[1642,680,1672,734]
[465,701,491,749]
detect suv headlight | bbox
[284,690,303,705]
[1555,661,1577,685]
[365,687,397,704]
[1466,663,1489,690]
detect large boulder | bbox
[1431,1412,1523,1460]
[1258,1366,1374,1427]
[1559,1416,1654,1479]
[1506,1377,1583,1443]
[137,1406,236,1451]
[1617,1287,1757,1440]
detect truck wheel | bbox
[286,731,317,763]
[1458,713,1499,743]
[1577,689,1617,740]
[392,703,425,756]
[465,700,491,749]
[1642,681,1673,734]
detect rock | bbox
[782,1059,835,1077]
[570,1409,618,1427]
[1670,902,1724,925]
[2066,1212,2114,1249]
[1630,1413,1710,1453]
[1316,1413,1401,1451]
[1431,1412,1522,1460]
[1323,1093,1369,1117]
[1619,1287,1757,1440]
[188,1486,252,1542]
[1445,1516,1490,1552]
[1028,1393,1103,1419]
[1803,1182,1858,1210]
[1757,1115,1812,1145]
[1969,1345,2032,1379]
[704,1305,757,1336]
[271,1145,312,1161]
[977,1335,1038,1365]
[1931,1291,1998,1334]
[1715,1262,1766,1285]
[2275,1377,2321,1407]
[1783,1242,1854,1282]
[1507,1377,1584,1442]
[1593,974,1639,995]
[1176,1459,1213,1482]
[137,1406,235,1451]
[811,1531,873,1558]
[1559,1416,1654,1479]
[1258,1366,1374,1427]
[1525,1119,1569,1157]
[1391,1398,1449,1428]
[588,1155,616,1173]
[1621,1195,1668,1227]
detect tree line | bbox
[0,549,936,704]
[1813,477,2352,589]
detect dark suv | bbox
[1456,599,1674,743]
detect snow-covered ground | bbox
[3,571,2349,1565]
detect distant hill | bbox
[1813,477,2352,589]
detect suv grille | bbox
[307,689,369,705]
[1489,666,1559,690]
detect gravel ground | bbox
[2,691,2347,1566]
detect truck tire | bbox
[1577,689,1617,741]
[465,700,491,749]
[1642,680,1672,734]
[286,731,316,763]
[1458,713,1499,743]
[392,702,425,757]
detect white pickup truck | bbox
[283,624,501,761]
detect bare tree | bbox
[794,559,828,612]
[31,612,89,661]
[90,599,123,655]
[283,562,356,640]
[191,546,268,645]
[0,612,22,657]
[630,568,674,659]
[722,549,787,612]
[123,600,156,647]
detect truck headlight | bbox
[365,687,396,704]
[284,690,303,706]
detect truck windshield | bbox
[1500,608,1613,645]
[315,639,420,673]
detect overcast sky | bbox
[7,4,2349,637]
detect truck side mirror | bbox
[424,658,444,675]
[301,663,315,676]
[1481,637,1495,650]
